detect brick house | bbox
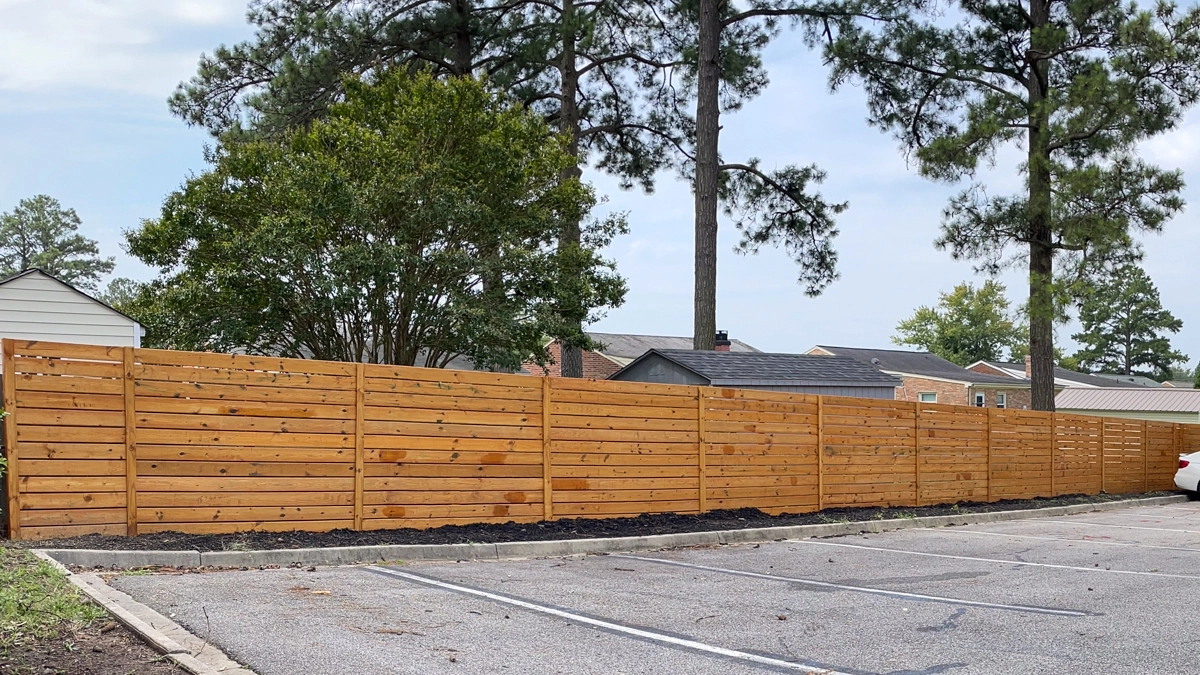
[523,331,759,379]
[967,357,1141,389]
[806,345,1035,408]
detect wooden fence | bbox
[1,339,1190,541]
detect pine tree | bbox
[1072,265,1186,379]
[824,0,1200,408]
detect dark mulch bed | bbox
[0,622,184,675]
[10,491,1178,553]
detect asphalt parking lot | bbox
[113,501,1200,674]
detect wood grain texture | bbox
[4,338,1192,540]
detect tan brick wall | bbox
[522,341,622,379]
[895,376,1031,409]
[974,387,1031,410]
[895,376,970,406]
[967,362,1009,377]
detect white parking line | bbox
[613,555,1089,617]
[1039,520,1200,535]
[366,566,850,674]
[933,528,1200,554]
[792,540,1200,579]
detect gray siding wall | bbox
[0,272,142,347]
[613,356,708,385]
[735,385,896,399]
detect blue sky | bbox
[2,0,1198,364]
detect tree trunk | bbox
[692,0,721,351]
[1026,0,1055,411]
[452,0,474,75]
[557,0,586,377]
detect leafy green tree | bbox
[1071,265,1186,379]
[0,195,114,290]
[893,280,1027,366]
[825,0,1200,409]
[171,0,681,377]
[128,71,626,369]
[96,277,145,314]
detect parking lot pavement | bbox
[112,501,1200,675]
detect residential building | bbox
[610,349,901,397]
[523,330,759,379]
[1162,380,1195,389]
[1056,387,1200,424]
[0,268,144,347]
[967,358,1141,389]
[807,345,1035,408]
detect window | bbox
[974,393,986,407]
[918,392,937,403]
[996,393,1007,409]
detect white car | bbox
[1176,452,1200,493]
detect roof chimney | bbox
[714,330,731,352]
[1025,355,1031,378]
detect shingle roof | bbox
[1092,373,1165,388]
[814,346,1022,386]
[979,361,1138,388]
[586,332,759,363]
[1057,387,1200,413]
[625,349,901,386]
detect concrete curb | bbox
[37,495,1189,570]
[29,550,255,675]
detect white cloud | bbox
[0,0,247,96]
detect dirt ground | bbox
[0,621,184,675]
[13,491,1179,552]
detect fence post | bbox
[354,363,365,530]
[1050,413,1057,497]
[1100,419,1107,493]
[817,396,825,512]
[1142,419,1149,493]
[122,347,138,537]
[696,387,707,514]
[913,404,921,507]
[985,408,993,503]
[3,339,19,540]
[542,377,553,521]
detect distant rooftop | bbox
[587,331,758,365]
[977,360,1139,389]
[1093,373,1164,388]
[619,349,901,387]
[1057,387,1200,413]
[813,346,1023,386]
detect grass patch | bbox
[0,547,105,651]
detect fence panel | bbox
[8,342,127,540]
[1053,414,1102,496]
[990,410,1053,500]
[703,388,818,514]
[821,397,917,508]
[1103,420,1146,494]
[3,339,1196,541]
[1146,422,1179,492]
[133,349,357,535]
[362,365,545,530]
[916,404,988,505]
[549,378,700,518]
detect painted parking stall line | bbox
[792,540,1200,580]
[1039,520,1200,535]
[366,565,852,674]
[613,555,1091,617]
[934,528,1200,554]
